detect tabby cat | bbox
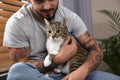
[44,18,88,74]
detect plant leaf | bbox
[98,10,120,33]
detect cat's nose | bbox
[52,35,55,39]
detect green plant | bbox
[97,10,120,75]
[98,10,120,33]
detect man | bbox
[3,0,120,80]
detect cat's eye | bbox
[56,30,60,33]
[48,30,51,33]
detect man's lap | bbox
[7,62,54,80]
[7,62,120,80]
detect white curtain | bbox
[59,0,93,36]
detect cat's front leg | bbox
[44,54,55,67]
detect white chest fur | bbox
[46,36,64,55]
[44,37,64,67]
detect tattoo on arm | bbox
[9,47,30,63]
[9,47,57,73]
[79,32,103,73]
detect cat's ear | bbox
[61,18,67,27]
[44,18,50,27]
[61,18,69,33]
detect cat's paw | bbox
[54,68,61,73]
[44,59,52,67]
[49,51,58,55]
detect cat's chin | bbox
[53,38,59,40]
[49,36,63,41]
[49,37,57,41]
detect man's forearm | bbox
[27,53,61,73]
[82,38,103,74]
[9,47,30,63]
[28,59,58,73]
[78,32,103,76]
[83,49,103,74]
[9,47,59,73]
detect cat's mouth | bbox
[50,37,58,40]
[49,36,62,40]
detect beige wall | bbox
[91,0,120,39]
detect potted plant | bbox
[97,10,120,75]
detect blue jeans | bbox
[7,62,120,80]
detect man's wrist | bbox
[37,61,46,73]
[35,60,58,73]
[26,61,45,73]
[53,53,64,65]
[26,57,61,73]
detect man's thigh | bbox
[86,70,120,80]
[7,62,54,80]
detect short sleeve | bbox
[3,17,29,48]
[70,14,87,38]
[65,11,87,38]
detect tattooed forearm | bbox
[86,50,103,73]
[78,32,103,73]
[9,47,30,63]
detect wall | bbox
[91,0,120,39]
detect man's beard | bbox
[45,14,54,20]
[33,6,58,21]
[40,6,58,20]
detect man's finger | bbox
[63,36,71,45]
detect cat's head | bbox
[44,18,68,39]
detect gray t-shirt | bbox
[3,3,87,61]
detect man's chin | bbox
[45,17,52,20]
[44,15,54,20]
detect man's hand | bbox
[27,36,78,73]
[54,36,78,64]
[62,64,88,80]
[62,32,103,80]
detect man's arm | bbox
[8,47,56,73]
[54,36,77,64]
[62,32,103,80]
[8,36,77,74]
[9,47,30,63]
[78,32,103,72]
